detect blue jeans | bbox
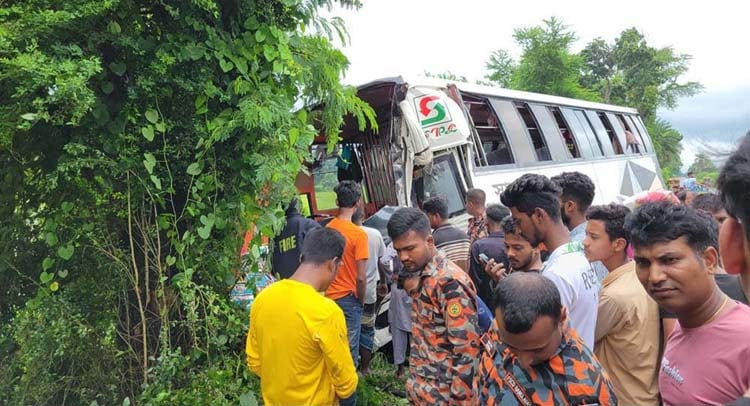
[335,294,362,406]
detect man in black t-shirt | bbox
[271,198,320,279]
[469,204,510,307]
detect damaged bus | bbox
[281,76,666,352]
[298,75,665,225]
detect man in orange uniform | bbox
[478,272,617,405]
[387,207,480,405]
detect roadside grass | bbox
[356,353,408,406]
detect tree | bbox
[507,17,599,100]
[579,38,616,102]
[647,118,684,180]
[0,1,373,404]
[689,152,718,175]
[484,49,516,87]
[580,28,702,178]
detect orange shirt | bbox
[325,217,369,300]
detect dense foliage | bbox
[0,1,374,404]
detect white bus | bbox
[299,75,665,224]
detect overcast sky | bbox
[328,0,750,168]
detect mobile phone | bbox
[478,253,490,264]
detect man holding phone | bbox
[483,215,543,282]
[469,204,510,307]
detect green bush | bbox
[0,0,373,404]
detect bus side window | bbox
[616,114,641,154]
[515,102,552,162]
[311,144,340,211]
[550,107,581,159]
[572,109,605,156]
[597,112,624,155]
[463,94,515,166]
[625,115,649,153]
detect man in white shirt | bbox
[551,171,608,283]
[550,171,595,243]
[353,207,386,375]
[501,173,600,348]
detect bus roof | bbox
[357,75,640,115]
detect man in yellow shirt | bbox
[246,227,358,405]
[583,204,659,405]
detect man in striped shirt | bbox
[423,196,470,272]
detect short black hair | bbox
[500,215,521,236]
[387,207,431,240]
[301,228,345,265]
[550,171,595,213]
[493,272,561,334]
[466,188,486,206]
[500,174,562,221]
[486,204,510,224]
[718,134,750,241]
[624,202,718,253]
[691,193,724,214]
[586,204,631,244]
[422,196,449,219]
[334,180,361,208]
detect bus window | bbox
[515,102,552,161]
[415,154,466,217]
[616,114,642,153]
[624,115,649,153]
[573,109,604,156]
[597,113,624,155]
[631,115,655,153]
[550,107,581,159]
[311,145,339,211]
[463,94,515,166]
[298,193,313,217]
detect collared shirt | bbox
[569,221,587,243]
[469,231,508,307]
[408,252,481,405]
[467,214,488,245]
[570,221,610,283]
[595,261,660,405]
[541,242,600,349]
[246,279,358,405]
[478,325,617,405]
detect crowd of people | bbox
[245,134,750,405]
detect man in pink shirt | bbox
[625,202,750,405]
[718,133,750,404]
